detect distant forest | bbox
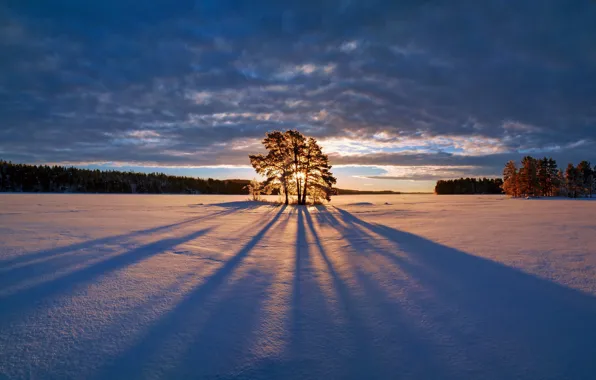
[435,157,596,198]
[334,189,401,195]
[0,160,403,196]
[502,156,595,198]
[0,160,251,194]
[434,178,504,195]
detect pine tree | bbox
[249,131,293,205]
[538,158,549,196]
[565,163,579,198]
[284,130,307,204]
[557,169,566,197]
[502,160,519,197]
[519,156,539,197]
[249,130,336,205]
[299,137,336,203]
[577,161,593,198]
[547,158,559,196]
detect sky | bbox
[1,1,595,191]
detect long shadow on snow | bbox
[326,207,596,379]
[289,207,329,371]
[0,228,213,324]
[93,205,287,379]
[314,208,444,379]
[0,208,239,270]
[208,201,280,210]
[245,207,355,380]
[210,207,434,380]
[302,208,376,379]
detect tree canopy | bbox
[249,130,336,205]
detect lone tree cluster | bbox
[502,156,595,198]
[250,130,336,205]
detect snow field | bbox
[1,194,596,379]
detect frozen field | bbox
[1,194,596,379]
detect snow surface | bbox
[1,194,596,379]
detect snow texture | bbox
[1,194,596,379]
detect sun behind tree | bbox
[249,130,336,205]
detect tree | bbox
[547,158,560,196]
[565,163,580,198]
[502,160,519,197]
[577,161,593,198]
[557,169,566,197]
[537,158,551,196]
[519,156,539,197]
[284,130,307,203]
[300,137,336,203]
[249,131,293,205]
[249,130,336,205]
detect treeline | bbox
[0,160,251,194]
[503,157,595,198]
[434,178,504,195]
[336,189,401,195]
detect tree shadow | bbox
[0,228,213,326]
[0,208,239,270]
[93,205,287,379]
[5,203,596,379]
[306,208,447,379]
[301,208,377,378]
[211,207,441,379]
[272,207,350,378]
[208,201,281,210]
[321,206,596,379]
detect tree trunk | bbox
[301,175,309,205]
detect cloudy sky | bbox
[1,1,595,191]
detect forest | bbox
[0,160,250,194]
[434,178,504,195]
[435,157,595,198]
[502,157,595,198]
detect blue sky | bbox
[1,0,595,191]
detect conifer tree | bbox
[538,158,549,196]
[547,158,559,196]
[284,130,307,203]
[565,163,580,198]
[502,160,519,197]
[249,131,293,205]
[577,161,593,198]
[249,130,336,205]
[557,169,566,197]
[519,156,539,197]
[299,137,336,203]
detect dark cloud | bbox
[1,0,595,181]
